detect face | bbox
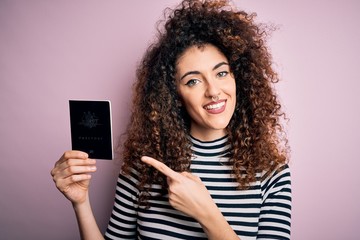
[176,44,236,141]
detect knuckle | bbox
[67,166,76,174]
[66,158,75,166]
[63,150,80,160]
[70,175,79,182]
[63,151,71,159]
[168,184,177,193]
[158,164,166,172]
[55,179,62,189]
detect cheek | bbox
[226,80,237,108]
[225,79,236,96]
[182,98,197,112]
[180,94,202,114]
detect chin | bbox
[209,121,231,131]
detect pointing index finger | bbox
[141,156,179,180]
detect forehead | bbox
[176,44,228,72]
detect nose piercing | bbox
[212,95,219,102]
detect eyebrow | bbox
[180,61,229,80]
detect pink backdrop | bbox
[1,0,359,239]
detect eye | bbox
[217,71,228,78]
[185,79,200,87]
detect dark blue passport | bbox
[69,100,113,160]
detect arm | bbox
[73,196,104,240]
[258,165,292,240]
[141,156,240,240]
[104,173,139,239]
[51,151,104,240]
[195,200,240,240]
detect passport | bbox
[69,100,113,160]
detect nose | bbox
[205,78,221,99]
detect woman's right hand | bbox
[51,151,97,205]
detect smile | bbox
[203,100,226,114]
[204,101,225,110]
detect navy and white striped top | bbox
[105,135,292,239]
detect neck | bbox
[190,128,227,142]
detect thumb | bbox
[181,172,202,182]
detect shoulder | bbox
[118,167,141,189]
[262,164,291,182]
[260,164,291,198]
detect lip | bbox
[203,99,226,114]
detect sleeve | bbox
[104,170,140,240]
[257,165,292,240]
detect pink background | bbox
[1,0,359,239]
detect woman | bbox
[51,0,291,239]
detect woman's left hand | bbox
[141,156,240,239]
[141,156,217,220]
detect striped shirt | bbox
[105,135,292,239]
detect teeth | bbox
[205,102,225,110]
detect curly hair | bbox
[120,0,289,204]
